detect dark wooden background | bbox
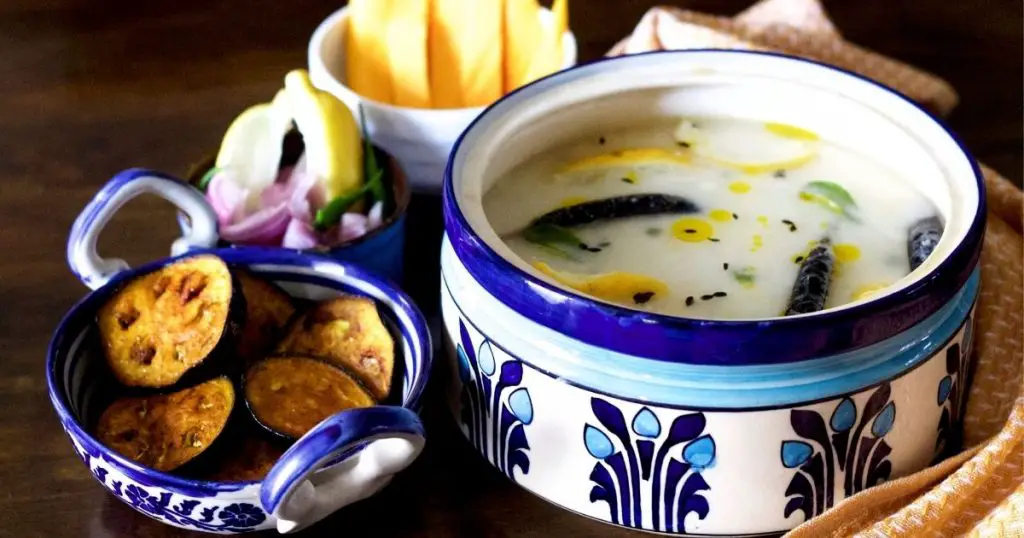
[0,1,1019,537]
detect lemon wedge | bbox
[533,261,668,305]
[283,69,363,201]
[215,90,293,205]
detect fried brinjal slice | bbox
[207,434,286,482]
[907,215,943,271]
[275,296,395,400]
[785,238,835,316]
[243,356,375,439]
[95,377,235,472]
[97,255,243,388]
[235,270,296,363]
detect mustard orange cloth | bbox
[609,2,1024,535]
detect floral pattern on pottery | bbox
[780,383,895,521]
[934,312,973,462]
[584,398,714,533]
[456,320,533,481]
[440,258,979,536]
[66,432,271,534]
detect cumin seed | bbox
[633,291,655,304]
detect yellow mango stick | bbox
[345,0,394,103]
[429,0,503,108]
[386,0,431,108]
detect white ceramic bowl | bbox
[308,6,577,192]
[441,50,984,536]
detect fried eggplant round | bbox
[275,296,395,400]
[97,255,242,388]
[95,377,235,472]
[243,356,376,439]
[234,269,296,363]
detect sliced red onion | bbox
[338,212,368,243]
[286,167,319,223]
[260,182,292,208]
[366,201,384,230]
[206,171,247,226]
[282,218,319,249]
[220,201,290,245]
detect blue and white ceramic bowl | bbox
[440,50,984,536]
[54,171,432,534]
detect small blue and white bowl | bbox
[54,172,432,534]
[440,50,984,535]
[179,137,413,284]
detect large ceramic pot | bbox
[440,50,984,536]
[54,171,432,533]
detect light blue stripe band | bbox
[449,266,978,409]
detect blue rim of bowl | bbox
[47,247,432,495]
[443,48,986,367]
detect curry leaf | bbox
[523,223,583,248]
[732,266,756,285]
[800,180,859,221]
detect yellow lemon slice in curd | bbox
[674,119,819,175]
[533,262,668,306]
[560,148,691,173]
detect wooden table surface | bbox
[0,1,1019,537]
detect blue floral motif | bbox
[781,382,895,522]
[66,440,269,533]
[584,397,713,533]
[935,318,973,461]
[456,320,532,482]
[218,503,267,528]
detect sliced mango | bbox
[521,0,568,86]
[429,0,502,108]
[504,0,544,92]
[345,0,393,103]
[533,261,668,306]
[560,148,691,173]
[385,0,431,108]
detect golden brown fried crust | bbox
[97,255,236,388]
[275,296,395,400]
[235,271,296,363]
[244,356,375,439]
[96,377,235,472]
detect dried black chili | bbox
[785,238,834,315]
[529,194,700,229]
[907,216,943,271]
